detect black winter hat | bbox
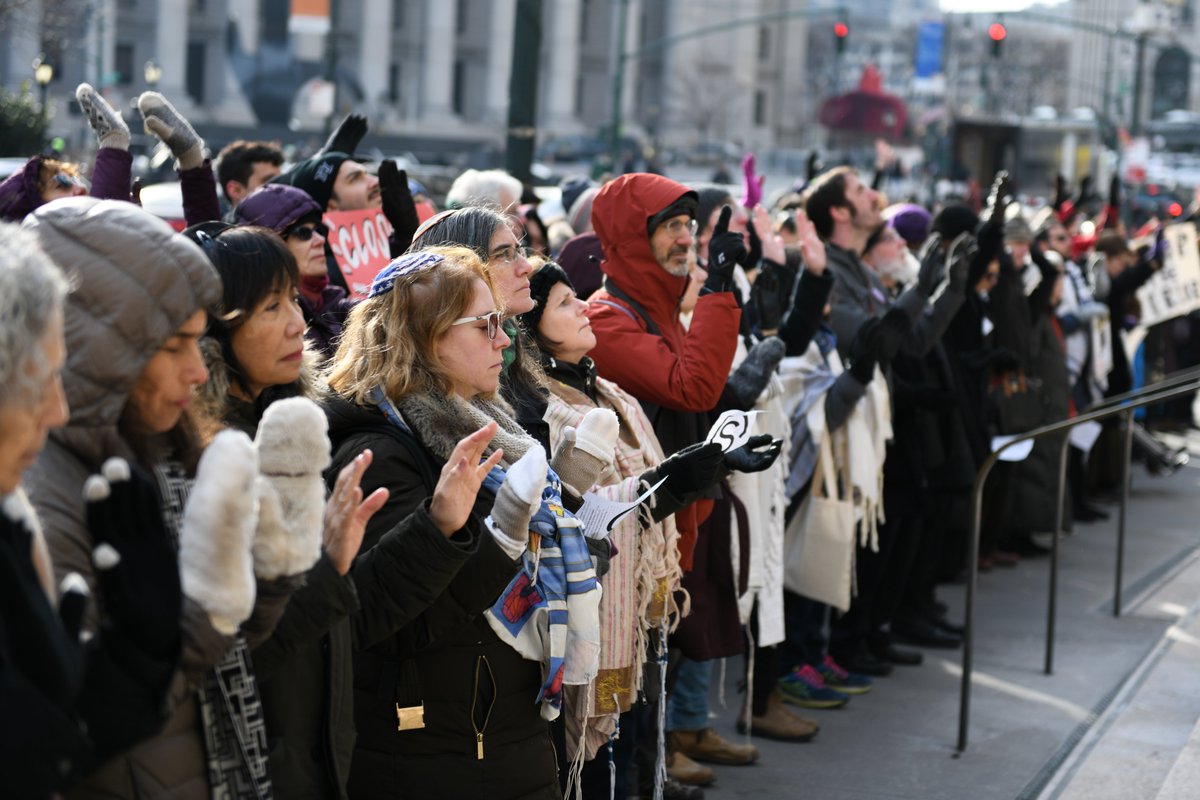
[931,205,980,242]
[275,150,351,211]
[520,261,574,335]
[646,192,699,238]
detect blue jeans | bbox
[666,657,711,731]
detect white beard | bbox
[876,250,920,286]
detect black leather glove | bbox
[725,336,785,409]
[85,458,182,659]
[642,441,726,521]
[949,232,976,295]
[1075,174,1094,207]
[379,160,420,257]
[741,216,763,269]
[1109,175,1121,211]
[847,317,881,384]
[751,260,787,332]
[916,232,946,297]
[321,113,368,156]
[807,151,821,182]
[703,205,745,295]
[724,434,784,474]
[876,305,911,364]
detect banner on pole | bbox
[323,208,394,299]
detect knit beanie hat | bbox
[0,155,45,222]
[275,150,351,211]
[646,192,699,238]
[884,203,932,247]
[557,232,605,300]
[1003,214,1035,243]
[567,186,600,233]
[931,205,980,241]
[560,175,596,219]
[233,183,323,234]
[520,261,574,335]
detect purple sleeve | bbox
[178,159,222,226]
[89,148,133,202]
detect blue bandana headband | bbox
[368,251,446,298]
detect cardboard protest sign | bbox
[1136,223,1200,328]
[323,208,394,298]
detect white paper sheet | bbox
[705,409,761,452]
[991,435,1034,462]
[575,476,669,539]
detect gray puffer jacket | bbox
[22,197,294,800]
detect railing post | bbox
[1115,408,1134,617]
[958,457,993,753]
[1046,434,1071,675]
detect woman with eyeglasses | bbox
[185,224,501,798]
[324,246,617,800]
[408,206,554,450]
[233,183,355,359]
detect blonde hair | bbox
[326,246,496,404]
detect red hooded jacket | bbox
[586,173,742,569]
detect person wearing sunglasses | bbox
[324,246,618,800]
[234,183,356,359]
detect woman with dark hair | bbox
[410,205,553,449]
[324,246,616,799]
[189,224,502,799]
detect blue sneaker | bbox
[818,655,873,695]
[778,664,850,709]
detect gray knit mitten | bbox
[137,92,204,170]
[550,407,618,497]
[488,448,547,544]
[76,83,130,151]
[725,336,785,409]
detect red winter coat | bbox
[586,173,741,569]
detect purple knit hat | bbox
[557,232,605,300]
[233,183,323,234]
[0,156,45,223]
[883,202,933,247]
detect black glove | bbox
[1053,173,1069,213]
[1109,175,1121,211]
[725,336,785,409]
[916,232,946,297]
[876,305,911,364]
[741,217,763,269]
[1075,174,1094,207]
[724,434,784,474]
[847,317,881,384]
[586,536,612,578]
[807,151,821,182]
[379,160,420,256]
[751,260,787,332]
[85,458,182,659]
[950,232,977,295]
[321,113,368,157]
[1029,237,1059,278]
[703,205,745,295]
[642,441,726,521]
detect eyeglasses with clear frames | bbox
[489,244,532,266]
[451,310,504,341]
[662,218,699,238]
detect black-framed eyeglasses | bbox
[451,310,504,341]
[284,222,328,243]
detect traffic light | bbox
[834,22,849,55]
[989,22,1007,58]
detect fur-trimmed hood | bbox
[195,336,327,434]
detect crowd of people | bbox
[0,85,1189,800]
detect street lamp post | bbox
[32,54,54,122]
[144,59,162,91]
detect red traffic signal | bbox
[988,23,1007,41]
[1169,202,1183,217]
[834,22,849,38]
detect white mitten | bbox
[488,448,548,544]
[550,407,618,496]
[179,430,259,635]
[252,397,330,579]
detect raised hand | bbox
[794,209,826,275]
[137,92,204,170]
[378,160,420,256]
[76,83,130,151]
[550,407,619,497]
[703,205,745,294]
[322,450,390,573]
[429,421,505,537]
[741,153,765,209]
[321,113,368,157]
[752,204,786,265]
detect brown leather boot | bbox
[669,727,759,766]
[737,688,820,742]
[665,750,716,786]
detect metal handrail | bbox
[1089,364,1200,411]
[956,377,1200,753]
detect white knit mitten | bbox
[550,407,618,496]
[76,83,130,151]
[179,430,259,635]
[252,397,330,579]
[488,448,548,544]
